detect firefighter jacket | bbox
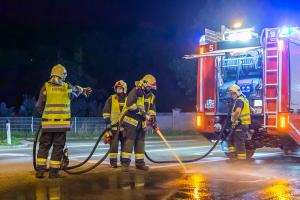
[102,94,127,128]
[231,95,251,125]
[36,81,81,132]
[123,87,156,128]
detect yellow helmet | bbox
[114,80,127,93]
[51,64,67,80]
[140,74,157,90]
[228,84,242,96]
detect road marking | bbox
[69,153,106,159]
[0,140,204,152]
[0,153,31,157]
[146,145,219,152]
[253,152,282,158]
[149,158,228,169]
[0,147,32,151]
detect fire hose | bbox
[117,111,224,164]
[33,125,111,175]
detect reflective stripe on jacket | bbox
[124,87,156,128]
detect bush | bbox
[0,137,22,146]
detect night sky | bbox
[0,0,300,112]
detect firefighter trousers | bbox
[109,130,124,166]
[229,125,248,159]
[36,132,66,169]
[121,122,146,167]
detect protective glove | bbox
[104,131,112,144]
[148,115,158,129]
[83,87,93,97]
[140,111,150,121]
[231,116,239,129]
[75,85,84,94]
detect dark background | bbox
[0,0,299,116]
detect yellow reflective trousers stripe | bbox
[135,153,144,159]
[50,160,61,168]
[122,152,131,158]
[37,158,47,165]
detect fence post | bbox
[172,108,181,130]
[31,116,34,133]
[74,117,77,134]
[6,119,12,145]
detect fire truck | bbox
[187,25,300,158]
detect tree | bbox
[18,95,38,116]
[168,58,197,101]
[0,102,15,117]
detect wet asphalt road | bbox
[0,136,300,199]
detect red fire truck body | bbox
[194,26,300,157]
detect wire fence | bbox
[0,112,197,139]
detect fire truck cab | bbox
[191,25,300,158]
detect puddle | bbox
[1,168,299,200]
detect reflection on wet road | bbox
[1,137,300,199]
[1,154,300,200]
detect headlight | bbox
[214,123,222,133]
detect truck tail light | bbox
[279,114,289,129]
[196,114,202,127]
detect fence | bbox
[0,112,197,138]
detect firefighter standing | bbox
[227,84,251,160]
[102,80,128,168]
[121,74,157,171]
[35,64,92,178]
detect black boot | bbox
[136,165,149,171]
[121,158,131,172]
[36,165,47,179]
[135,159,149,171]
[110,158,118,168]
[49,168,63,179]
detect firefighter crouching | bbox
[35,64,92,178]
[227,84,251,160]
[121,74,157,171]
[102,80,128,168]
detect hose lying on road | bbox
[32,125,42,172]
[63,148,110,175]
[33,125,110,174]
[144,128,223,163]
[117,110,224,164]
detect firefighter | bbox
[35,64,92,178]
[227,84,251,160]
[102,80,128,168]
[121,74,157,171]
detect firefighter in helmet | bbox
[227,84,251,160]
[102,80,128,168]
[35,64,92,178]
[121,74,157,171]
